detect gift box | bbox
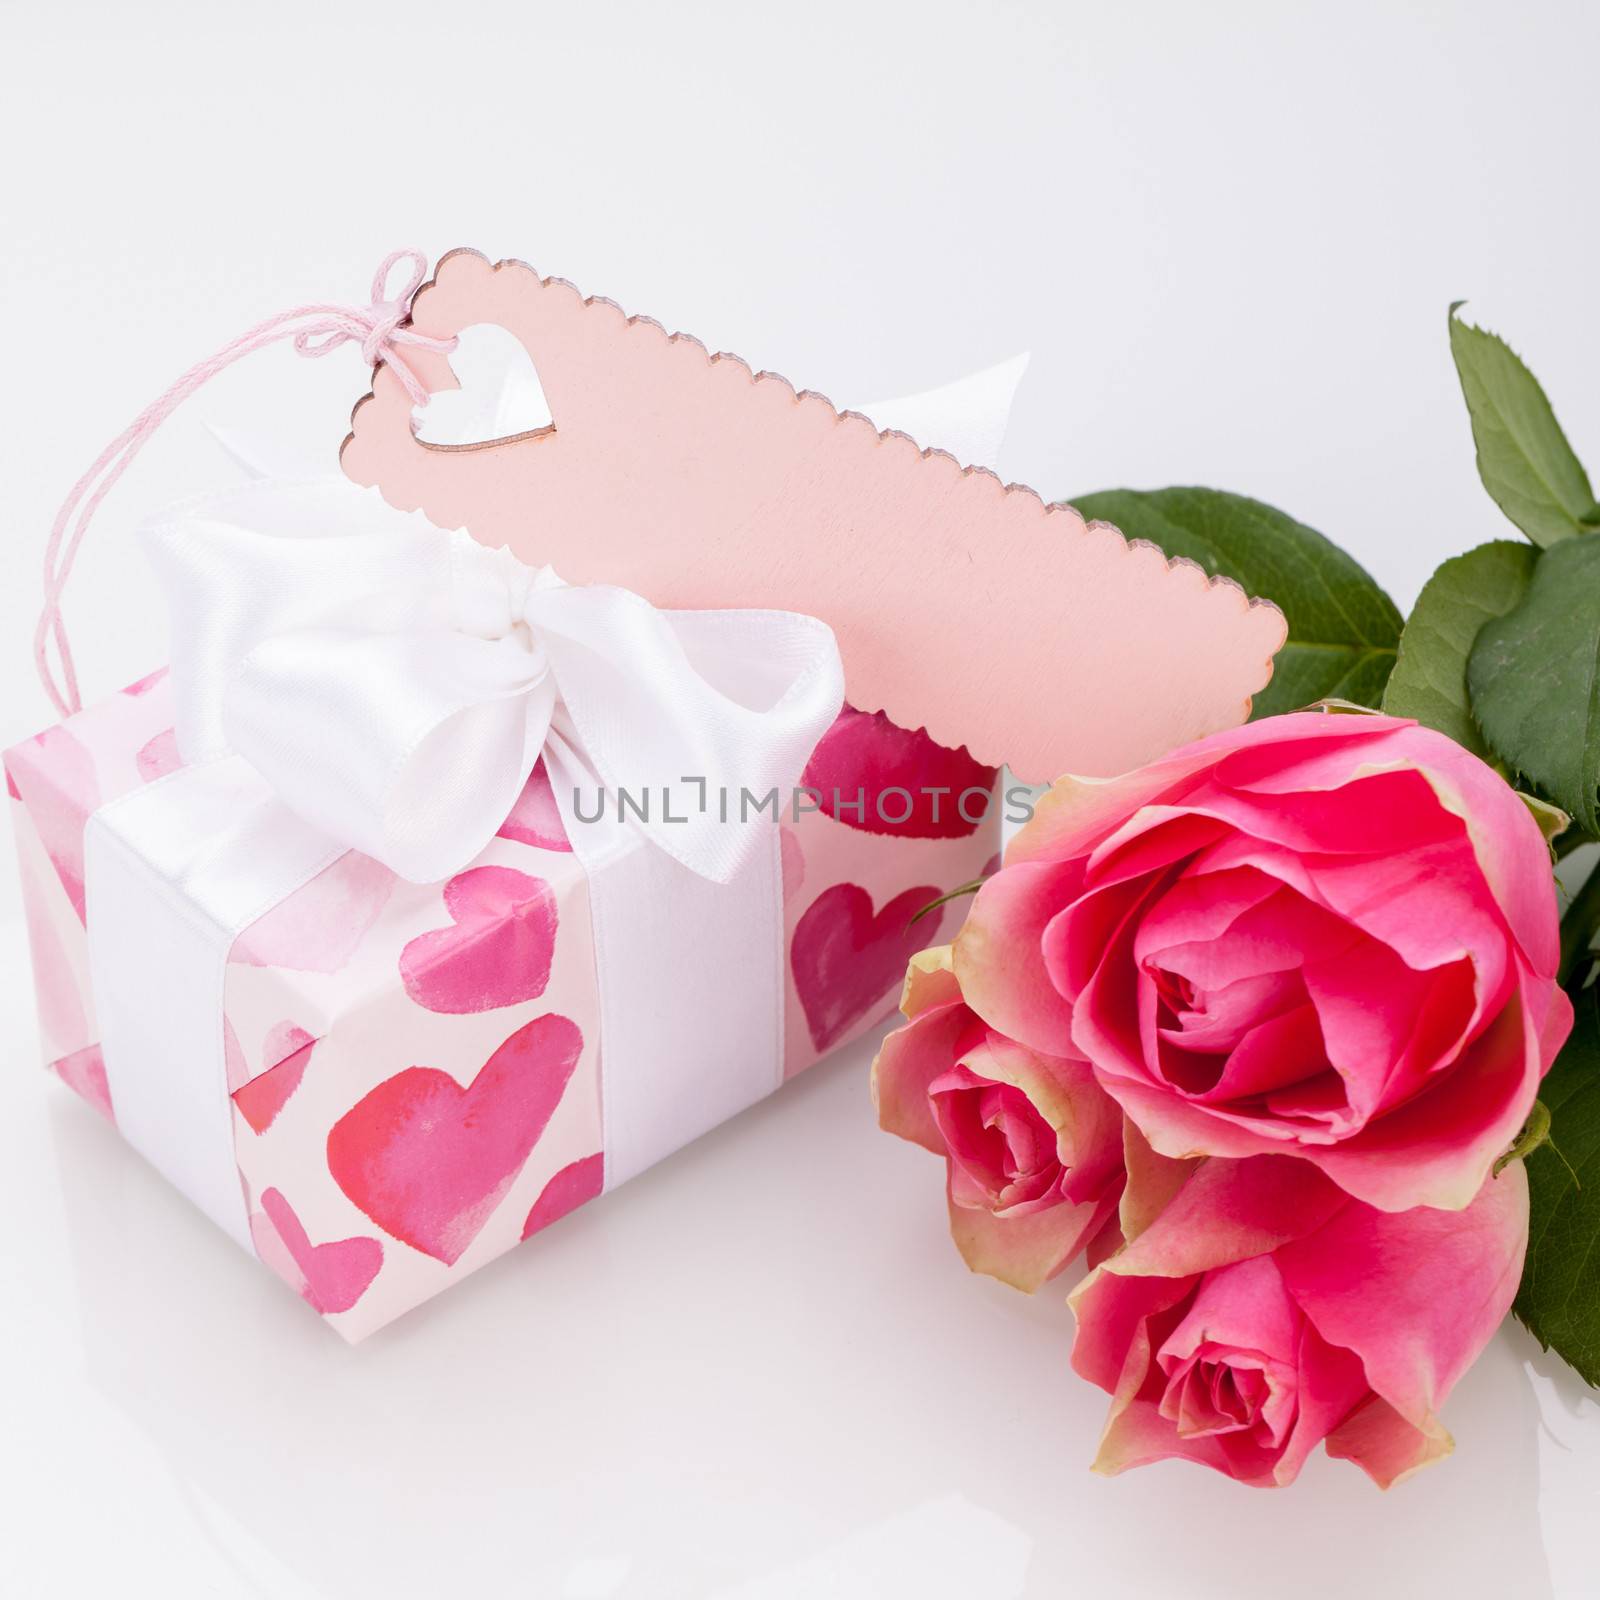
[10,662,1000,1340]
[16,248,1281,1341]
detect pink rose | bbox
[1070,1140,1528,1487]
[873,945,1125,1290]
[957,712,1571,1210]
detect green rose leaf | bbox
[1468,536,1600,834]
[1515,986,1600,1385]
[1449,305,1595,547]
[1381,540,1537,755]
[1069,487,1401,719]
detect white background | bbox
[4,2,1600,1595]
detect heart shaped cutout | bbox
[412,322,554,448]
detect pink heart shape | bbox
[122,666,169,697]
[51,1043,114,1123]
[791,882,941,1051]
[326,1012,584,1264]
[779,825,805,904]
[11,725,100,922]
[801,707,997,838]
[497,758,572,852]
[251,1186,382,1315]
[232,1025,316,1134]
[135,727,181,783]
[231,851,396,974]
[400,865,559,1015]
[521,1152,604,1240]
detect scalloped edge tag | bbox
[341,250,1285,780]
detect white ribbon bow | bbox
[141,478,844,884]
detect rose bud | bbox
[872,945,1124,1291]
[1069,1139,1528,1487]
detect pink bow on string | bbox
[35,249,457,719]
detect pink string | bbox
[35,248,457,719]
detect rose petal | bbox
[958,1033,1124,1199]
[1085,1210,1125,1269]
[1198,760,1465,856]
[1302,941,1470,1109]
[931,1068,1057,1207]
[1106,1154,1348,1282]
[1225,720,1558,979]
[899,943,962,1019]
[1069,1259,1195,1397]
[1060,879,1171,1087]
[1161,1255,1301,1378]
[872,1001,974,1155]
[1324,1394,1453,1488]
[948,1174,1118,1292]
[1162,1266,1301,1461]
[1277,1160,1528,1437]
[1094,1074,1293,1163]
[1301,839,1510,998]
[1045,872,1167,1008]
[1092,1395,1267,1482]
[1194,1004,1333,1104]
[955,860,1084,1055]
[1309,987,1549,1210]
[1009,714,1394,868]
[1117,1118,1198,1245]
[1143,886,1361,991]
[1130,864,1285,965]
[1081,807,1231,889]
[1279,1321,1373,1484]
[1154,968,1306,1055]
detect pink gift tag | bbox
[342,250,1286,782]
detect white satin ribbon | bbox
[85,480,845,1244]
[86,759,345,1249]
[141,478,844,886]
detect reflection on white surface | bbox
[714,1496,1032,1599]
[4,903,1599,1599]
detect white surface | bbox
[5,928,1600,1600]
[4,2,1600,1595]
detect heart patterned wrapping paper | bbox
[13,248,1281,1342]
[8,670,1000,1338]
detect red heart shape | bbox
[400,865,559,1014]
[801,707,997,838]
[326,1013,583,1264]
[791,883,940,1051]
[251,1187,382,1315]
[232,1025,315,1134]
